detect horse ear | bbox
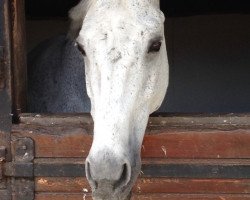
[152,0,160,8]
[67,0,94,40]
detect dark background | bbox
[25,0,250,18]
[25,1,250,113]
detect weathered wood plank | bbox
[133,194,250,200]
[12,123,250,159]
[35,177,250,194]
[35,193,250,200]
[35,177,90,193]
[10,0,27,115]
[0,190,9,200]
[13,114,250,198]
[19,114,93,128]
[35,193,90,200]
[142,131,250,158]
[12,125,92,158]
[134,178,250,194]
[0,0,11,95]
[19,113,250,130]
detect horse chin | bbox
[91,178,137,200]
[92,192,132,200]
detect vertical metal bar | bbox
[0,1,12,200]
[11,137,34,200]
[0,0,12,161]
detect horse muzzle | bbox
[85,149,141,200]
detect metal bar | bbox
[12,179,34,200]
[35,163,85,177]
[0,0,12,162]
[3,137,34,178]
[6,137,35,200]
[33,161,250,179]
[0,190,10,200]
[0,146,6,160]
[141,164,250,179]
[0,146,6,181]
[4,162,33,178]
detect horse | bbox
[27,0,169,199]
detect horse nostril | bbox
[114,162,132,190]
[86,157,132,192]
[86,160,98,190]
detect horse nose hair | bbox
[85,157,132,191]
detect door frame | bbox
[3,0,250,199]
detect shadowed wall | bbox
[160,14,250,113]
[25,1,250,113]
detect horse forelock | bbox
[68,0,160,40]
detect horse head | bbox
[69,0,169,199]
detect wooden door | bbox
[11,113,250,200]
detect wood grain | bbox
[142,130,250,158]
[19,113,250,130]
[35,177,250,194]
[12,125,92,158]
[12,124,250,159]
[35,193,250,200]
[12,114,250,198]
[10,0,27,114]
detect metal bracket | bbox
[12,179,34,200]
[0,146,6,159]
[4,137,34,178]
[0,46,4,60]
[3,137,35,200]
[0,46,5,89]
[0,146,8,200]
[0,146,6,182]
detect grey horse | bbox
[27,35,91,113]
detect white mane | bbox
[68,0,97,39]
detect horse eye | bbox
[148,41,162,53]
[76,43,86,56]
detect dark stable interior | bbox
[25,0,250,113]
[25,0,250,18]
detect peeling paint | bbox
[37,178,48,185]
[161,145,167,156]
[141,145,145,152]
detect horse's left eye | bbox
[76,43,86,56]
[148,41,162,53]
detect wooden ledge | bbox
[18,113,250,131]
